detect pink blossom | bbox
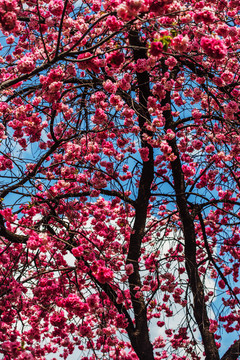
[165,56,177,70]
[0,154,13,171]
[164,129,175,140]
[1,341,19,356]
[171,35,189,52]
[194,9,216,24]
[152,82,166,99]
[118,73,132,91]
[125,263,134,275]
[216,24,229,37]
[0,12,17,31]
[6,35,14,44]
[182,164,196,177]
[218,279,226,289]
[209,320,218,333]
[106,51,125,68]
[110,94,124,109]
[200,37,227,60]
[221,70,234,84]
[91,0,101,12]
[139,147,150,161]
[92,108,107,124]
[116,0,143,19]
[77,53,100,73]
[192,140,203,150]
[0,208,16,221]
[160,141,172,155]
[95,266,114,284]
[103,79,117,94]
[150,41,163,57]
[205,144,215,153]
[135,58,150,73]
[86,294,99,308]
[128,0,142,12]
[153,336,166,348]
[106,15,123,31]
[79,325,93,337]
[18,352,35,360]
[17,55,35,74]
[72,246,84,257]
[116,4,127,19]
[49,0,64,16]
[0,0,19,12]
[165,328,172,336]
[50,311,66,328]
[115,314,128,328]
[64,294,89,317]
[135,291,142,298]
[149,0,173,14]
[0,123,6,139]
[168,153,177,162]
[0,2,239,359]
[192,109,202,119]
[224,101,239,117]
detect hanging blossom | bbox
[200,36,227,60]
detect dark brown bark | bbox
[163,88,220,360]
[221,340,240,360]
[125,29,155,360]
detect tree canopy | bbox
[0,0,240,359]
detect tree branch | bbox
[125,28,155,360]
[221,339,240,360]
[163,70,220,359]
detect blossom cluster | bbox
[0,0,239,359]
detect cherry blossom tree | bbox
[0,0,240,359]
